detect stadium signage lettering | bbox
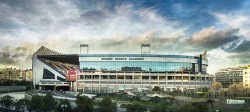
[101,58,113,60]
[101,57,144,61]
[129,58,144,60]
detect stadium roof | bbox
[33,46,63,56]
[38,55,79,65]
[79,54,196,59]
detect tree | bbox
[212,82,223,99]
[202,87,209,93]
[227,82,244,97]
[75,94,94,112]
[173,89,182,96]
[57,99,71,112]
[192,102,208,112]
[212,82,222,91]
[30,94,43,111]
[0,95,15,111]
[41,93,57,112]
[179,103,195,112]
[151,102,169,112]
[14,99,30,112]
[126,102,146,112]
[152,86,161,91]
[98,96,116,112]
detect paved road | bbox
[0,92,25,100]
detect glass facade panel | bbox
[43,69,55,79]
[79,54,203,72]
[80,61,193,72]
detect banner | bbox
[67,70,76,81]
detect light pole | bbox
[61,104,67,112]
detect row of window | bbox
[80,61,193,72]
[78,75,212,80]
[81,81,211,84]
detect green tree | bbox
[152,86,161,91]
[75,94,94,112]
[57,99,71,112]
[202,87,209,93]
[98,96,116,112]
[173,89,182,96]
[2,80,14,86]
[0,95,15,111]
[14,99,30,112]
[126,102,146,112]
[30,94,43,111]
[41,93,57,112]
[178,102,208,112]
[192,102,208,112]
[151,102,169,112]
[179,103,195,112]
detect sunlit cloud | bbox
[0,0,249,74]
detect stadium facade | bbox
[32,45,214,93]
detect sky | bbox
[0,0,250,74]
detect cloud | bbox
[228,52,250,64]
[190,27,240,50]
[211,10,250,40]
[0,0,249,74]
[0,44,35,69]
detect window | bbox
[79,75,84,79]
[43,69,55,79]
[57,76,65,81]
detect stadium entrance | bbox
[38,81,71,91]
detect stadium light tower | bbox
[80,44,89,54]
[141,44,150,54]
[141,37,150,54]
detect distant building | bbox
[0,67,32,81]
[243,67,250,88]
[215,65,250,88]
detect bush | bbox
[152,86,161,91]
[0,95,15,111]
[98,96,116,112]
[75,94,94,112]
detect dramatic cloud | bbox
[0,0,249,74]
[0,44,35,68]
[190,27,241,50]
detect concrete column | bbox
[70,81,73,91]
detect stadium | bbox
[32,45,214,93]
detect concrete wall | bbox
[0,86,26,93]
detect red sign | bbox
[67,70,76,81]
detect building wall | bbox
[243,69,250,88]
[32,55,66,87]
[216,65,250,88]
[31,52,212,92]
[75,72,213,93]
[0,68,32,81]
[77,54,211,93]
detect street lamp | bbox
[61,104,67,112]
